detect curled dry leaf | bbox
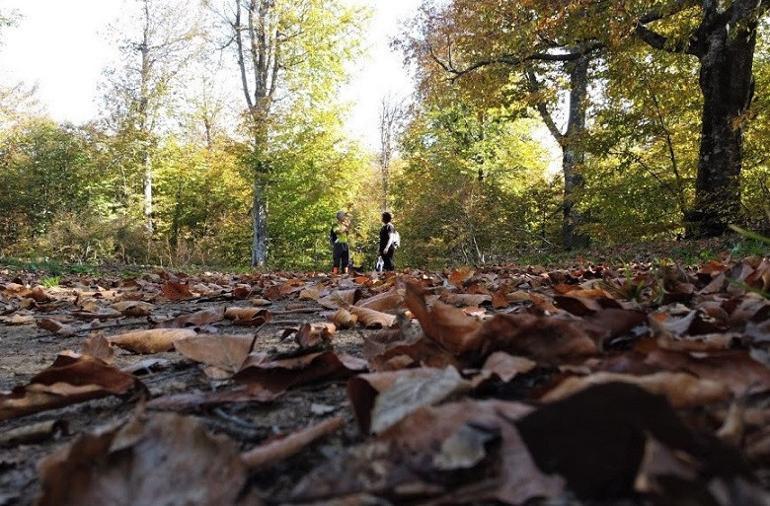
[542,371,730,408]
[296,322,336,349]
[159,307,225,328]
[37,413,250,506]
[110,300,155,317]
[224,307,272,326]
[36,318,77,337]
[241,416,345,469]
[0,354,142,421]
[109,328,197,354]
[330,308,358,329]
[0,313,35,325]
[235,351,367,393]
[355,288,404,313]
[442,293,492,307]
[348,305,397,329]
[318,289,361,310]
[148,384,281,412]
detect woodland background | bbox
[1,0,770,271]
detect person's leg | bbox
[383,251,395,271]
[333,244,343,273]
[342,247,350,274]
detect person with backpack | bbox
[378,212,399,272]
[330,210,350,274]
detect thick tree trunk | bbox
[561,55,590,250]
[687,25,756,237]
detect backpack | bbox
[329,226,337,248]
[392,230,401,249]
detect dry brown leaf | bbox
[160,280,194,301]
[355,288,404,313]
[110,301,155,317]
[442,293,492,307]
[329,308,358,329]
[81,335,114,363]
[0,354,142,421]
[174,334,254,374]
[318,289,361,310]
[348,366,470,434]
[109,328,197,354]
[147,384,281,411]
[224,306,272,326]
[1,313,35,325]
[241,416,345,469]
[479,352,537,383]
[36,318,77,337]
[296,322,336,349]
[542,371,730,408]
[348,305,397,329]
[448,267,475,287]
[160,307,225,328]
[37,413,250,506]
[235,351,367,393]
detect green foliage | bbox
[394,98,555,268]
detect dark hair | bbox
[382,212,392,223]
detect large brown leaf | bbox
[348,367,470,434]
[174,334,254,375]
[355,288,404,313]
[0,354,142,421]
[541,371,730,408]
[234,351,367,393]
[37,413,251,506]
[348,305,397,329]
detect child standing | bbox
[330,211,350,274]
[379,212,397,272]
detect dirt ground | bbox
[0,276,373,505]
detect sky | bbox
[0,0,418,149]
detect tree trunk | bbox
[251,175,268,267]
[561,54,590,250]
[143,150,153,234]
[687,24,756,237]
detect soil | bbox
[0,279,371,505]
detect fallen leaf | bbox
[542,371,730,408]
[355,288,404,313]
[108,328,197,354]
[348,367,471,434]
[348,305,397,328]
[235,351,367,392]
[224,307,272,326]
[147,384,281,411]
[110,301,155,317]
[241,416,345,468]
[296,322,336,349]
[0,354,142,421]
[81,335,114,363]
[160,280,194,301]
[159,307,225,328]
[36,318,77,337]
[37,413,250,506]
[174,334,254,374]
[329,308,358,329]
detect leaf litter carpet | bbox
[1,258,770,504]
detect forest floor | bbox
[1,242,770,505]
